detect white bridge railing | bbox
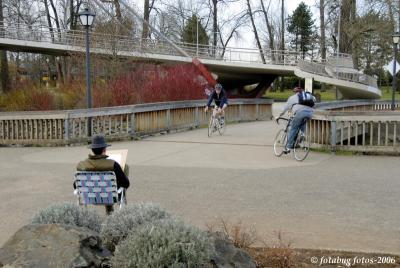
[297,60,378,88]
[0,21,300,65]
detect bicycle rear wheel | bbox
[273,129,287,157]
[293,132,310,161]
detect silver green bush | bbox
[31,203,102,233]
[111,219,214,268]
[100,203,171,251]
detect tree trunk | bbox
[142,0,150,39]
[49,0,61,38]
[319,0,326,60]
[0,0,10,92]
[212,0,218,57]
[114,0,122,22]
[44,0,55,42]
[398,0,400,32]
[246,0,266,64]
[280,0,285,53]
[48,0,65,84]
[339,0,356,55]
[260,0,275,61]
[280,0,285,91]
[350,0,357,68]
[386,0,395,32]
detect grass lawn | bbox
[264,86,399,102]
[379,86,400,100]
[264,89,338,102]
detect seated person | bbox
[76,135,130,214]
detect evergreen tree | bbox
[287,2,314,59]
[182,15,209,46]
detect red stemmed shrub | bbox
[93,63,208,107]
[0,63,210,111]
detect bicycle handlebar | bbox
[275,117,289,124]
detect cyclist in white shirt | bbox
[278,86,315,153]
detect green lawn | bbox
[264,87,399,102]
[379,86,400,100]
[264,89,337,102]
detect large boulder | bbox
[0,224,111,268]
[210,233,257,268]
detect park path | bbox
[0,104,399,254]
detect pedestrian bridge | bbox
[0,21,380,99]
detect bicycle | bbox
[207,105,226,137]
[273,116,310,161]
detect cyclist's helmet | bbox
[215,83,223,91]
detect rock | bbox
[0,224,111,268]
[210,233,257,268]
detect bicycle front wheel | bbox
[218,117,226,135]
[208,116,215,137]
[293,132,310,161]
[273,129,287,157]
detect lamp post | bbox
[78,7,95,136]
[392,33,400,111]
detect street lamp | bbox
[78,7,95,136]
[392,33,400,111]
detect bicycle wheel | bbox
[273,129,287,157]
[218,117,226,135]
[293,132,310,161]
[208,116,215,137]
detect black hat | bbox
[88,135,111,149]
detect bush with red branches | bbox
[93,63,208,107]
[0,85,55,111]
[0,63,210,111]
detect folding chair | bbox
[73,171,126,212]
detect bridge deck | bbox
[0,110,398,253]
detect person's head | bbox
[293,86,303,93]
[215,83,223,93]
[88,135,110,155]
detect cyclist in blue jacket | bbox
[204,83,228,125]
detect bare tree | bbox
[113,0,122,21]
[218,11,246,57]
[319,0,327,60]
[280,0,285,91]
[211,0,218,55]
[280,0,285,52]
[208,0,238,56]
[142,0,156,39]
[44,0,55,42]
[0,0,10,92]
[260,0,274,50]
[246,0,265,64]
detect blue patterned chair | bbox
[73,171,126,210]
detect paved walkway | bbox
[0,107,399,254]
